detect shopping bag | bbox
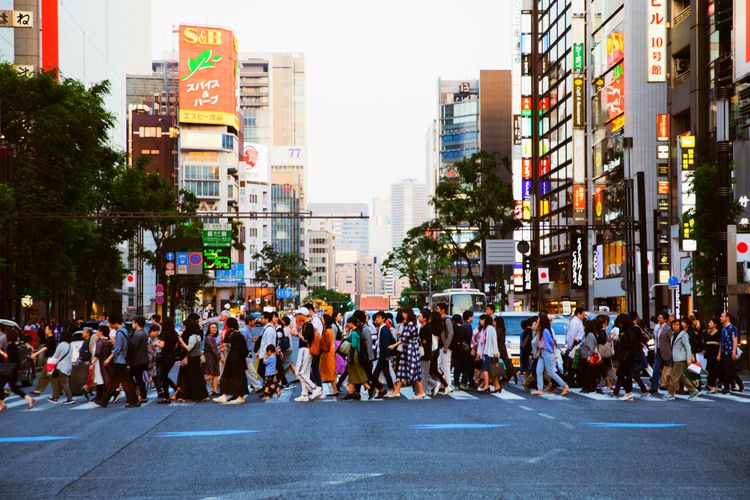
[687,362,702,376]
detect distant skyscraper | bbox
[308,203,369,258]
[391,180,428,248]
[369,197,392,263]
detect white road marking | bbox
[537,413,555,419]
[449,390,478,400]
[569,388,616,401]
[492,390,525,401]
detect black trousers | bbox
[721,356,744,391]
[98,364,139,406]
[614,356,634,394]
[129,363,148,400]
[311,354,322,386]
[371,356,394,390]
[0,372,27,400]
[452,348,471,387]
[157,357,176,398]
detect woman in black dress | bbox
[214,317,250,404]
[175,318,209,402]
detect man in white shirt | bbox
[566,307,586,349]
[257,312,277,379]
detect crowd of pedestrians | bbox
[0,304,745,411]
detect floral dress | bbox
[397,321,422,384]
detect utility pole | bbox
[530,0,540,311]
[623,138,636,312]
[637,172,650,322]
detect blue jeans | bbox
[537,351,566,391]
[650,353,666,392]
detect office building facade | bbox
[390,179,428,248]
[308,203,369,258]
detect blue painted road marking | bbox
[156,430,260,438]
[587,423,686,428]
[410,424,510,430]
[0,436,79,443]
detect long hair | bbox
[537,313,551,337]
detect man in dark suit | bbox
[369,311,395,399]
[129,316,150,403]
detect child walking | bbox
[260,345,281,400]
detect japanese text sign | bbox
[178,25,239,130]
[647,1,667,82]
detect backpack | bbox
[278,327,291,352]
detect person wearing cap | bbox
[297,304,324,386]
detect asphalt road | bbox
[1,378,749,499]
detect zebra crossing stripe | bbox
[5,398,31,409]
[568,388,616,401]
[448,390,479,401]
[492,390,525,401]
[72,402,99,410]
[265,390,293,403]
[703,392,750,403]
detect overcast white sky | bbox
[151,0,513,204]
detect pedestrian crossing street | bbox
[5,382,750,413]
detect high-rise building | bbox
[176,24,242,311]
[307,229,336,289]
[0,0,136,148]
[369,197,392,263]
[429,72,513,201]
[308,203,369,257]
[270,145,305,255]
[391,179,428,248]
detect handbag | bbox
[598,340,614,359]
[47,344,70,378]
[588,351,603,366]
[488,359,505,380]
[687,362,702,376]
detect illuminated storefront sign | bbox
[647,0,667,82]
[178,25,239,130]
[571,229,585,290]
[679,135,696,251]
[656,114,669,141]
[573,185,586,211]
[573,43,585,72]
[573,77,585,128]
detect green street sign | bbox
[202,230,231,247]
[573,43,584,72]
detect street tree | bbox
[253,244,312,294]
[306,287,353,316]
[383,222,452,294]
[429,151,519,289]
[686,162,742,315]
[0,65,133,317]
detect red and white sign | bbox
[538,268,550,285]
[656,114,669,141]
[657,180,669,195]
[737,234,750,262]
[647,0,667,83]
[735,0,750,82]
[573,185,586,211]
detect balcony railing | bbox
[672,68,692,87]
[673,5,691,26]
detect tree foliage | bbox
[686,163,741,315]
[428,151,519,289]
[253,244,312,291]
[306,287,353,316]
[383,222,452,293]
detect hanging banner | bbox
[647,0,667,82]
[571,229,586,290]
[735,0,750,82]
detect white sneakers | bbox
[619,393,634,401]
[226,397,245,405]
[431,385,441,396]
[294,395,310,402]
[442,386,454,395]
[212,395,228,403]
[310,387,324,400]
